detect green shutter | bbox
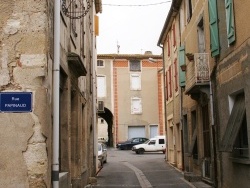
[178,46,186,87]
[225,0,235,44]
[208,0,220,57]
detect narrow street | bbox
[92,147,196,188]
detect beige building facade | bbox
[158,0,216,185]
[158,0,250,187]
[0,1,101,187]
[97,53,164,146]
[214,0,250,187]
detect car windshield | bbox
[127,138,133,142]
[144,140,150,144]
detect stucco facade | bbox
[0,1,101,187]
[214,0,250,187]
[97,53,164,147]
[158,0,250,187]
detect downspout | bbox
[210,62,218,187]
[52,0,60,187]
[92,9,98,174]
[158,44,167,160]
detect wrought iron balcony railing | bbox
[185,53,210,94]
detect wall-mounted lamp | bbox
[180,64,187,72]
[148,57,157,63]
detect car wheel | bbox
[138,148,144,154]
[135,151,139,154]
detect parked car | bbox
[116,137,149,150]
[132,135,166,154]
[98,143,107,167]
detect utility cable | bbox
[103,1,172,7]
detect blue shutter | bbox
[178,46,186,87]
[225,0,235,44]
[208,0,220,57]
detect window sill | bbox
[230,157,250,165]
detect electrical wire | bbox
[102,1,172,7]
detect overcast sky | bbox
[97,0,172,55]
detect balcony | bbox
[185,53,210,99]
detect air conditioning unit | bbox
[98,101,104,112]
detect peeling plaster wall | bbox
[0,1,51,187]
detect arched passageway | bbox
[98,107,114,147]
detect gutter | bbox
[52,0,60,187]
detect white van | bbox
[132,135,166,154]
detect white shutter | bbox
[131,97,142,114]
[97,76,106,97]
[130,74,141,90]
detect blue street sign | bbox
[0,92,32,112]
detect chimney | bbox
[144,51,152,55]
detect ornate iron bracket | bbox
[62,0,91,19]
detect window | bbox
[131,97,142,114]
[179,8,185,34]
[97,75,106,97]
[159,139,165,144]
[132,138,139,143]
[208,0,220,57]
[167,35,171,57]
[149,140,156,145]
[71,0,77,38]
[186,0,193,22]
[130,60,141,72]
[168,65,172,98]
[130,74,141,90]
[178,46,186,87]
[221,93,248,158]
[97,60,104,67]
[225,0,236,44]
[172,22,176,47]
[101,119,104,124]
[174,59,178,92]
[189,110,198,159]
[197,18,205,53]
[233,113,248,158]
[165,70,169,101]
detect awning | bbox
[220,94,246,152]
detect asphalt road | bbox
[92,147,195,188]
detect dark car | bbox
[116,137,149,150]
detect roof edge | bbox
[157,0,182,46]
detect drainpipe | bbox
[158,44,167,160]
[92,10,98,174]
[52,0,60,187]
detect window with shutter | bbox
[169,66,172,98]
[97,75,106,98]
[220,93,247,153]
[130,74,141,90]
[178,46,186,87]
[166,70,169,101]
[208,0,220,57]
[167,35,170,57]
[174,59,178,92]
[131,97,142,114]
[225,0,235,44]
[172,23,176,47]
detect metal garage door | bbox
[128,126,145,139]
[150,125,158,138]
